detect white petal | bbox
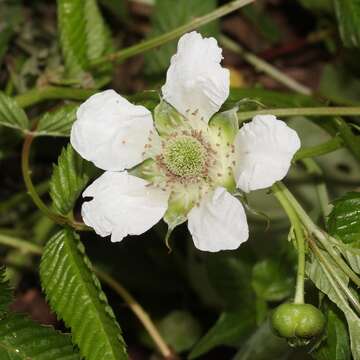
[81,171,169,242]
[187,187,249,252]
[234,115,301,193]
[71,90,156,171]
[161,31,229,124]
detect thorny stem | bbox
[220,35,312,96]
[0,233,174,359]
[272,183,305,304]
[237,106,360,121]
[21,132,90,232]
[90,0,255,66]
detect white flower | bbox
[71,31,301,252]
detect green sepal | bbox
[164,188,200,229]
[208,107,239,144]
[130,158,164,183]
[208,108,238,192]
[154,100,189,137]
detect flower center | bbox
[163,136,206,178]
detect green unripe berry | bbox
[271,303,325,344]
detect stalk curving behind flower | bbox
[70,31,301,252]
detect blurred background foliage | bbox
[1,0,360,359]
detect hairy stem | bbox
[90,0,255,66]
[272,183,305,304]
[0,233,173,358]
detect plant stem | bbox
[0,233,173,359]
[0,233,42,255]
[21,134,63,224]
[0,181,49,214]
[90,0,255,67]
[220,35,312,96]
[21,132,90,232]
[276,182,360,289]
[15,86,95,109]
[237,107,360,121]
[294,136,343,161]
[96,269,174,359]
[308,236,360,315]
[272,184,305,304]
[301,158,331,223]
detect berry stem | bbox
[272,183,305,304]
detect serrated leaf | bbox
[189,309,255,359]
[40,229,127,360]
[50,144,90,215]
[58,0,113,77]
[307,253,360,360]
[36,104,77,137]
[0,313,80,360]
[334,0,360,48]
[0,92,29,132]
[328,192,360,244]
[0,266,80,359]
[0,267,12,318]
[144,0,218,75]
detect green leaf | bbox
[232,320,291,360]
[334,118,360,163]
[328,192,360,244]
[40,229,127,360]
[0,92,29,132]
[0,266,81,359]
[312,301,351,360]
[251,259,293,302]
[242,5,282,43]
[144,0,218,75]
[36,104,77,137]
[206,252,255,310]
[57,0,113,77]
[0,2,23,66]
[189,309,255,359]
[307,253,360,360]
[142,310,202,353]
[319,65,360,106]
[299,0,333,13]
[0,267,12,318]
[50,144,90,215]
[0,314,80,360]
[334,0,360,48]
